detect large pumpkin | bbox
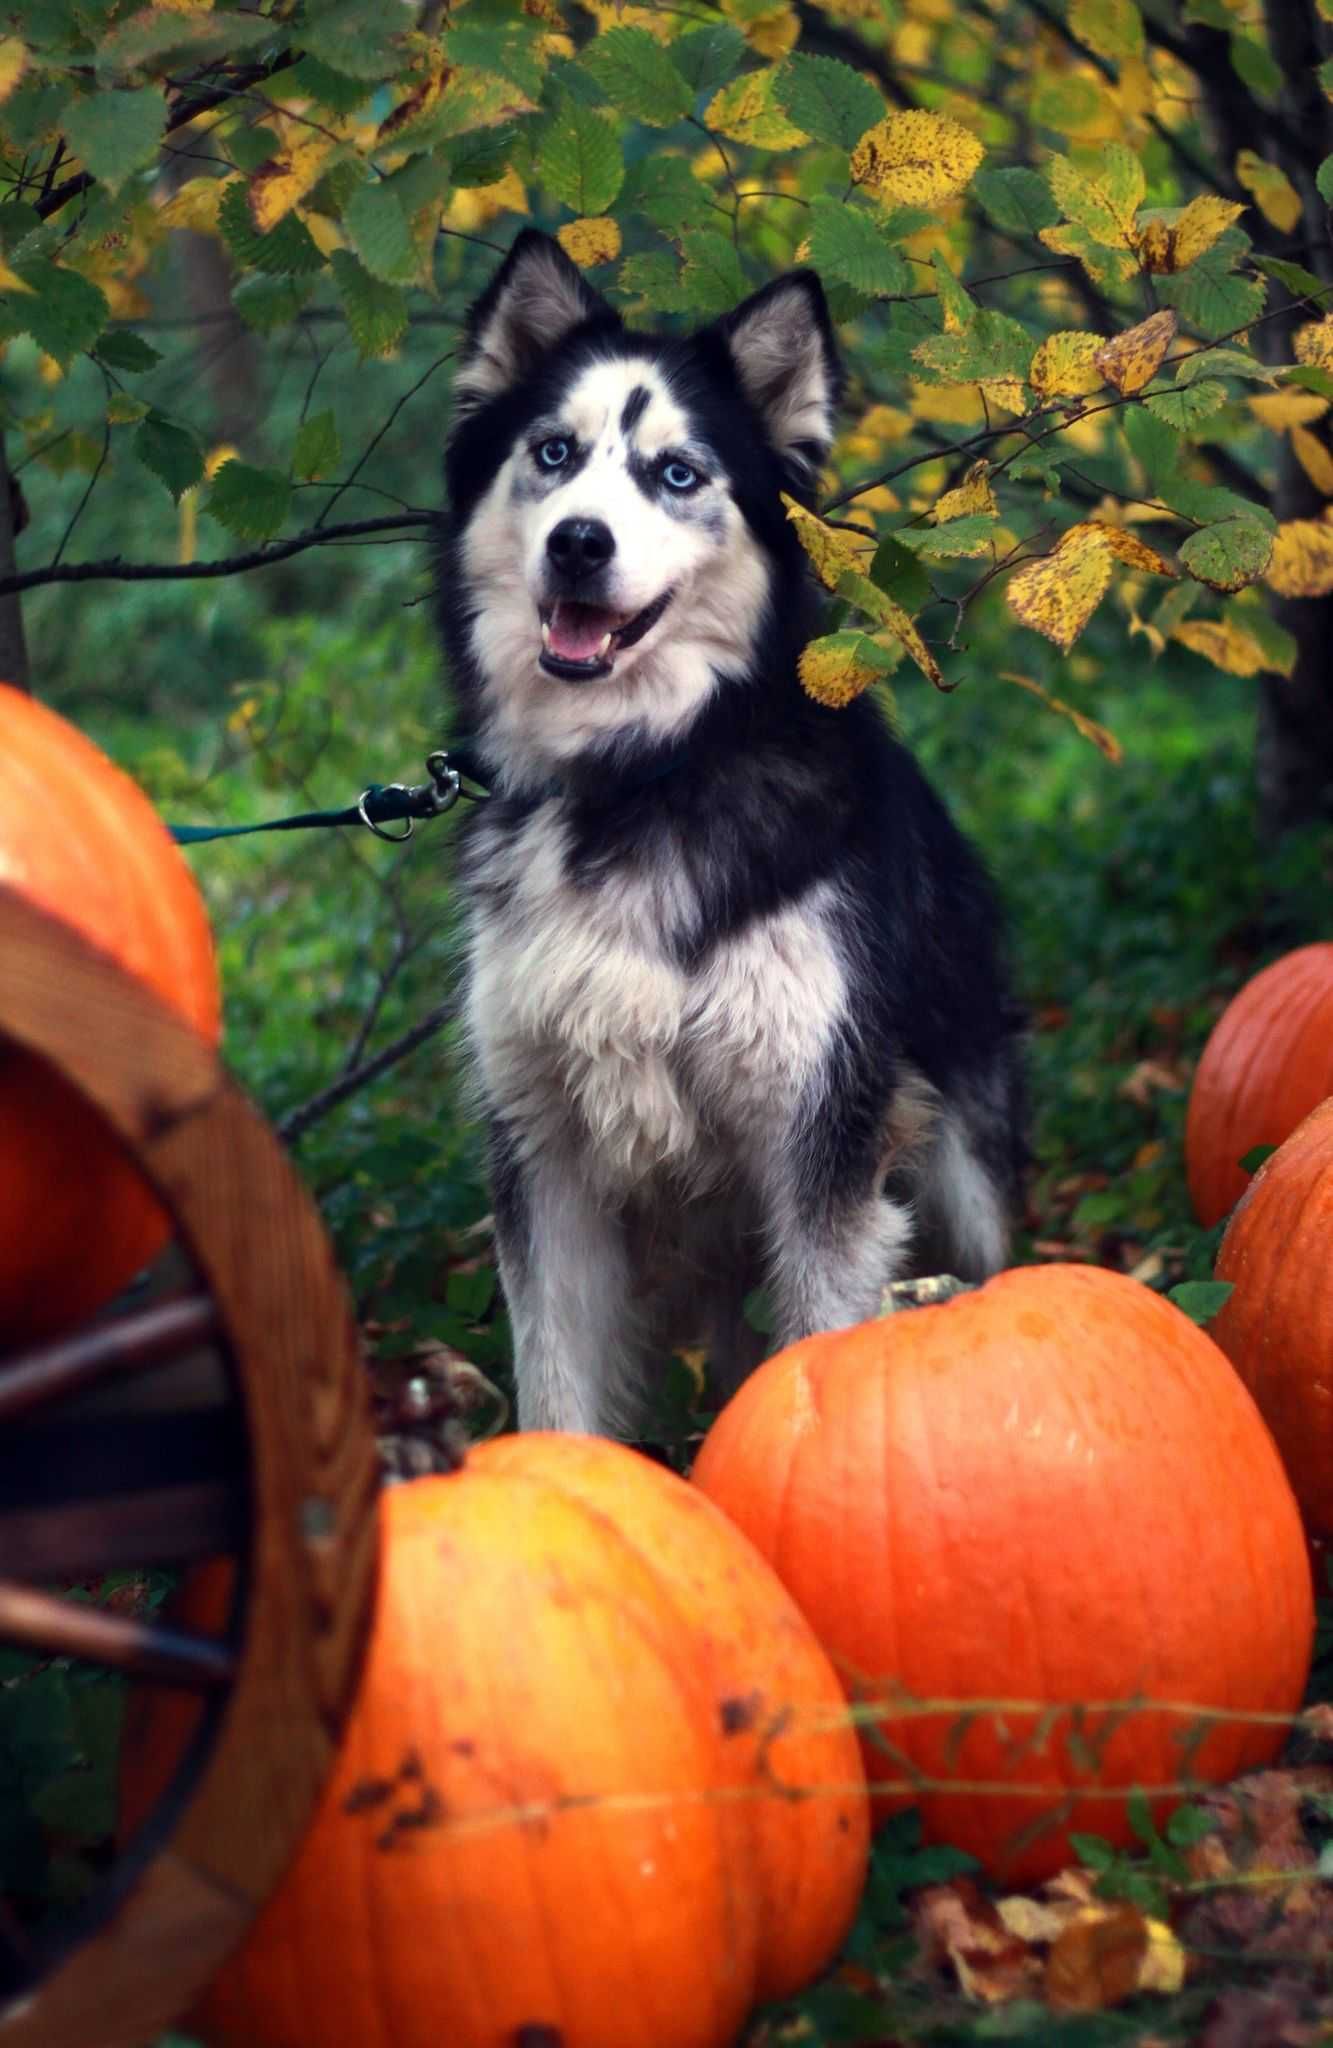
[122,1434,869,2048]
[1185,942,1333,1228]
[1212,1097,1333,1538]
[0,682,219,1344]
[692,1264,1313,1886]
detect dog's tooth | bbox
[541,621,551,649]
[596,632,613,658]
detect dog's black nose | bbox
[546,517,615,578]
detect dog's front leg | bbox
[762,1157,915,1350]
[489,1127,644,1435]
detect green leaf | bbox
[342,180,418,284]
[914,308,1033,386]
[133,410,204,500]
[1068,1831,1116,1870]
[292,409,341,482]
[579,27,692,127]
[1160,480,1274,534]
[1286,365,1333,399]
[671,24,746,93]
[894,513,998,557]
[1123,403,1181,484]
[302,0,409,81]
[805,197,913,298]
[1179,517,1274,591]
[330,248,409,357]
[537,98,623,216]
[1158,231,1265,339]
[1167,1280,1235,1326]
[97,7,271,78]
[1165,1802,1214,1848]
[0,259,108,365]
[1143,380,1228,431]
[616,249,692,314]
[1319,155,1333,208]
[284,54,374,117]
[1258,254,1333,304]
[972,165,1061,236]
[91,329,162,373]
[219,178,326,278]
[205,460,292,542]
[59,85,162,193]
[224,123,280,174]
[620,155,715,233]
[774,53,884,151]
[871,534,932,611]
[445,20,546,99]
[1238,1142,1278,1172]
[232,273,315,333]
[1175,345,1275,387]
[677,231,747,316]
[1230,31,1282,102]
[444,126,522,189]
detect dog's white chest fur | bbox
[467,805,848,1190]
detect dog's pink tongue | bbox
[548,599,617,661]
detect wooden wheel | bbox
[0,885,379,2048]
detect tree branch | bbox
[0,512,435,597]
[279,1000,456,1147]
[33,51,298,222]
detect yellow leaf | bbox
[932,460,998,522]
[377,47,454,145]
[1006,524,1115,652]
[107,393,149,424]
[1093,308,1176,395]
[0,256,32,294]
[781,492,874,589]
[1171,618,1269,675]
[1294,314,1333,371]
[910,380,985,425]
[1291,422,1333,496]
[837,402,912,462]
[850,110,985,207]
[1001,670,1122,760]
[705,69,808,148]
[799,633,885,706]
[1048,147,1143,249]
[1166,194,1245,270]
[838,569,944,686]
[743,3,800,56]
[1030,330,1105,400]
[154,0,214,11]
[248,136,338,234]
[1086,520,1176,574]
[1248,389,1329,429]
[1264,517,1333,596]
[556,215,621,267]
[158,176,225,235]
[1234,151,1301,234]
[583,0,673,34]
[1138,1919,1186,1998]
[0,37,26,103]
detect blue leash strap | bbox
[169,747,489,847]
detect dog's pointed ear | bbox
[454,230,614,416]
[717,272,842,487]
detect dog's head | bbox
[441,230,842,783]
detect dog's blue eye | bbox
[662,460,698,491]
[538,438,570,469]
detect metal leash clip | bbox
[355,752,464,843]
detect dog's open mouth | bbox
[538,591,672,681]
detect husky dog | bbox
[439,230,1025,1436]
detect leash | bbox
[168,745,490,847]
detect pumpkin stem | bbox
[878,1273,974,1316]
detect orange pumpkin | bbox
[0,682,219,1344]
[123,1435,869,2048]
[1185,942,1333,1228]
[692,1264,1313,1885]
[1212,1098,1333,1538]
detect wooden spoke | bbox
[0,1580,235,1689]
[0,1296,221,1427]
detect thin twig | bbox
[0,512,435,596]
[279,999,456,1146]
[316,352,455,531]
